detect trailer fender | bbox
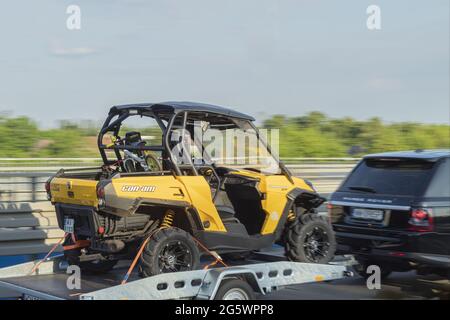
[198,267,264,300]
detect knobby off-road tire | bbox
[284,213,337,264]
[139,227,200,278]
[63,238,118,274]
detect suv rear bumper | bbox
[338,244,450,269]
[335,229,450,269]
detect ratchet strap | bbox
[63,240,91,251]
[28,232,69,275]
[121,227,163,285]
[191,237,228,270]
[121,228,228,285]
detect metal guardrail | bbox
[0,158,103,172]
[0,172,51,203]
[0,157,359,169]
[0,158,359,202]
[0,202,64,258]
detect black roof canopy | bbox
[109,101,255,121]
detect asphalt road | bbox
[259,270,450,300]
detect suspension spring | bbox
[287,211,296,222]
[161,210,175,228]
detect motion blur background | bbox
[0,0,449,158]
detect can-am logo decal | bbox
[121,185,156,192]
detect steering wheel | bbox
[196,165,221,200]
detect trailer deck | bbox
[1,269,131,300]
[0,248,354,300]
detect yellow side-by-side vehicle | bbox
[46,102,336,277]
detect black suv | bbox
[329,150,450,278]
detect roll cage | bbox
[98,103,292,181]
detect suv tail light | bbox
[408,208,433,232]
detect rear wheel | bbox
[284,213,336,264]
[214,279,255,300]
[139,227,200,277]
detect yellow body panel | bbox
[51,169,314,236]
[50,177,99,207]
[176,176,226,232]
[105,175,226,231]
[229,171,314,235]
[260,176,314,234]
[109,176,185,201]
[51,174,227,232]
[292,176,316,192]
[104,175,187,216]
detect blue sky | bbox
[0,0,448,127]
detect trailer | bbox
[0,249,354,300]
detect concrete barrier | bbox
[0,202,63,257]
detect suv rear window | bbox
[425,158,450,198]
[339,158,436,196]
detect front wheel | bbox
[139,227,200,278]
[284,213,336,264]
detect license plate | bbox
[351,208,384,221]
[64,217,75,233]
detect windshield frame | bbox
[167,111,292,180]
[98,108,292,179]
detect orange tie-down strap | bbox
[63,240,91,251]
[28,235,91,275]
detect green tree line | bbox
[264,112,449,157]
[0,113,448,158]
